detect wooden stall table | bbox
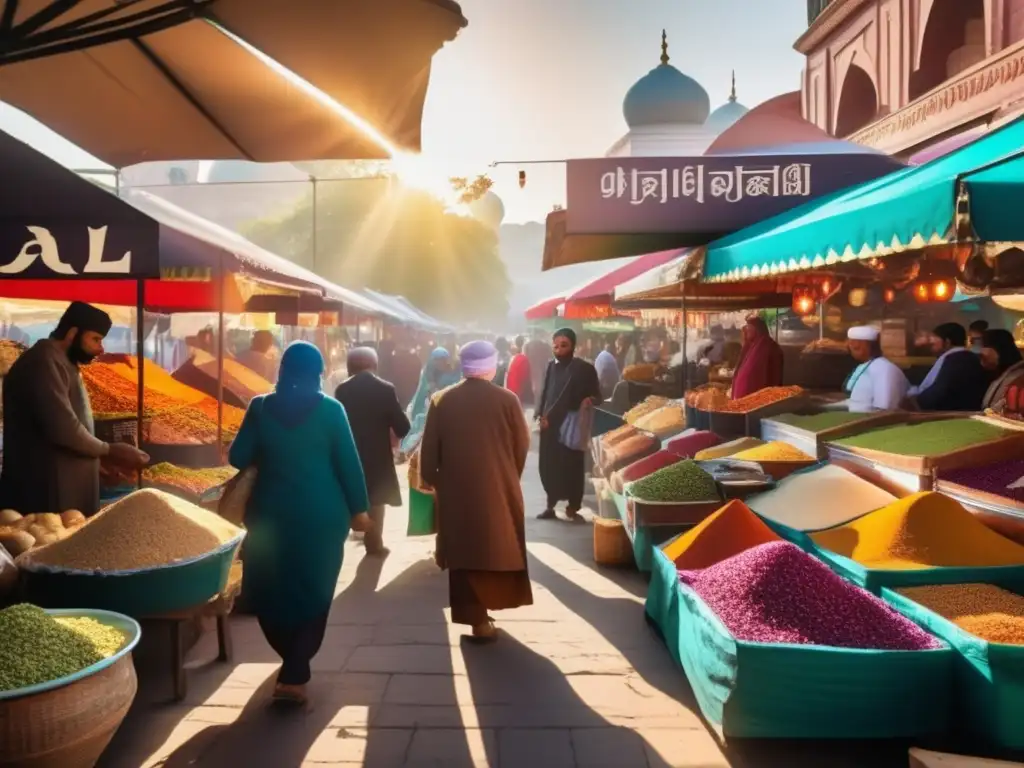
[142,561,242,702]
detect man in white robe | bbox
[842,325,909,413]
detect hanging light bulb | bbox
[883,287,897,304]
[912,282,930,302]
[792,285,816,316]
[848,288,867,308]
[518,170,527,189]
[931,278,955,301]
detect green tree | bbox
[242,174,509,325]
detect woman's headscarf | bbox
[983,329,1023,373]
[408,347,460,422]
[265,341,325,427]
[731,316,783,400]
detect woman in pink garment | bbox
[730,317,783,401]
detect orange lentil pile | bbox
[712,386,804,414]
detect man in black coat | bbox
[335,346,411,556]
[909,322,991,412]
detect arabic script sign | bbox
[0,223,158,279]
[566,154,903,237]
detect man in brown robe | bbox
[421,339,533,641]
[0,302,148,516]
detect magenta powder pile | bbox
[665,431,722,458]
[678,541,940,650]
[942,459,1024,503]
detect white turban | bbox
[847,325,880,342]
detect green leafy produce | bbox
[628,460,719,502]
[834,419,1008,457]
[0,604,126,692]
[772,412,872,432]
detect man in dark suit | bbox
[908,322,991,412]
[335,346,411,556]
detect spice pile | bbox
[0,509,87,557]
[748,464,896,532]
[665,431,722,458]
[694,437,764,461]
[82,356,246,443]
[143,463,238,497]
[622,363,659,383]
[731,441,815,462]
[609,451,682,495]
[623,397,669,425]
[896,584,1024,645]
[628,460,718,503]
[770,412,873,432]
[633,404,686,438]
[21,489,242,572]
[687,386,729,411]
[663,500,780,569]
[192,353,274,401]
[712,386,803,414]
[810,491,1024,570]
[941,459,1024,503]
[0,338,27,377]
[833,419,1009,456]
[679,541,940,649]
[0,604,127,692]
[603,433,660,473]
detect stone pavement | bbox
[97,447,907,768]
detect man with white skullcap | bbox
[842,325,909,412]
[420,340,533,642]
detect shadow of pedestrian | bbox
[459,631,676,767]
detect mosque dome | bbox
[706,72,749,134]
[623,31,710,129]
[469,190,505,230]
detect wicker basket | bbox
[593,518,634,567]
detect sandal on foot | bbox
[272,683,308,707]
[536,509,557,520]
[469,621,498,643]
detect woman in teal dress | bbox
[229,341,369,705]
[400,347,461,455]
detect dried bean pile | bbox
[665,431,722,458]
[628,460,718,502]
[22,489,242,572]
[663,500,780,569]
[609,450,683,495]
[810,491,1024,570]
[771,412,872,432]
[731,441,815,462]
[679,541,940,649]
[897,584,1024,645]
[941,459,1024,503]
[0,604,126,692]
[623,397,669,425]
[833,419,1009,456]
[694,437,763,461]
[712,386,803,414]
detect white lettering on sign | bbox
[0,226,132,275]
[599,164,811,205]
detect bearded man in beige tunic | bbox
[420,339,533,641]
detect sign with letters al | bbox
[565,154,903,236]
[0,220,159,279]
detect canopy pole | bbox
[136,279,145,489]
[819,300,824,340]
[217,253,225,461]
[311,177,319,273]
[680,289,688,395]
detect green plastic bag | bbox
[662,561,954,739]
[407,488,436,537]
[884,587,1024,750]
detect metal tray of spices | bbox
[760,411,908,459]
[706,396,809,441]
[624,494,723,528]
[935,479,1024,546]
[826,431,1024,476]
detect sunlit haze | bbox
[0,0,805,224]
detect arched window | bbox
[835,64,878,137]
[910,0,985,100]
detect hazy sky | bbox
[0,0,807,224]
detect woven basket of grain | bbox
[593,518,634,567]
[0,609,139,768]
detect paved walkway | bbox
[98,448,906,768]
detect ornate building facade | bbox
[799,0,1024,159]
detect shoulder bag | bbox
[545,359,594,452]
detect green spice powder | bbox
[772,412,870,432]
[833,419,1008,457]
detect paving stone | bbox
[305,727,413,764]
[498,728,575,768]
[571,727,649,767]
[404,728,497,766]
[638,727,730,768]
[345,645,465,675]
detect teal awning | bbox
[703,117,1024,282]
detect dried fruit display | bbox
[143,463,237,496]
[711,386,804,414]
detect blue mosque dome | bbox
[623,31,710,128]
[706,72,749,133]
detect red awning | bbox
[566,250,686,302]
[524,294,565,321]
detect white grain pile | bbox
[746,464,896,532]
